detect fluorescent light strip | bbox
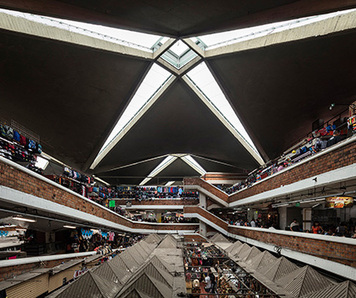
[63,225,77,229]
[12,217,36,223]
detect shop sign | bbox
[325,197,353,208]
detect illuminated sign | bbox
[325,197,353,208]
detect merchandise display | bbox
[184,243,277,297]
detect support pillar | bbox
[303,208,312,231]
[199,192,207,209]
[199,221,207,237]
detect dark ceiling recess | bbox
[0,29,151,169]
[94,79,260,173]
[207,29,356,159]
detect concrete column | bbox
[199,221,207,237]
[199,192,207,209]
[279,206,288,230]
[303,208,312,231]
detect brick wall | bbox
[229,140,356,203]
[228,226,356,267]
[0,160,198,232]
[184,178,229,202]
[184,206,228,230]
[115,199,199,206]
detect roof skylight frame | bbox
[195,8,356,50]
[158,39,204,70]
[90,63,176,170]
[0,8,169,53]
[183,63,264,166]
[139,155,177,185]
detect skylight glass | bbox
[139,155,177,185]
[196,8,356,50]
[186,62,258,153]
[169,40,190,56]
[182,155,206,175]
[100,63,172,153]
[0,8,164,52]
[165,181,176,186]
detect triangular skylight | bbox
[181,155,206,176]
[139,154,206,185]
[0,8,167,52]
[185,62,261,158]
[91,63,173,169]
[194,8,356,50]
[139,155,177,185]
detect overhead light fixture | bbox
[63,225,77,229]
[13,216,36,223]
[272,203,290,208]
[329,102,356,110]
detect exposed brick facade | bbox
[184,206,228,230]
[0,160,198,232]
[228,226,356,267]
[229,140,356,203]
[184,178,229,202]
[185,140,356,204]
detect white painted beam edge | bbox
[227,233,356,282]
[0,251,96,268]
[0,186,196,234]
[228,225,356,246]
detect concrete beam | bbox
[206,9,356,58]
[182,38,205,57]
[0,10,153,60]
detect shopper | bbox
[311,221,324,234]
[290,219,300,232]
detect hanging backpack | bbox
[0,125,6,138]
[27,139,36,152]
[13,130,21,142]
[36,143,42,154]
[4,125,14,140]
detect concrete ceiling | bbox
[0,29,151,169]
[93,79,260,173]
[0,1,356,183]
[1,0,356,37]
[207,29,356,159]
